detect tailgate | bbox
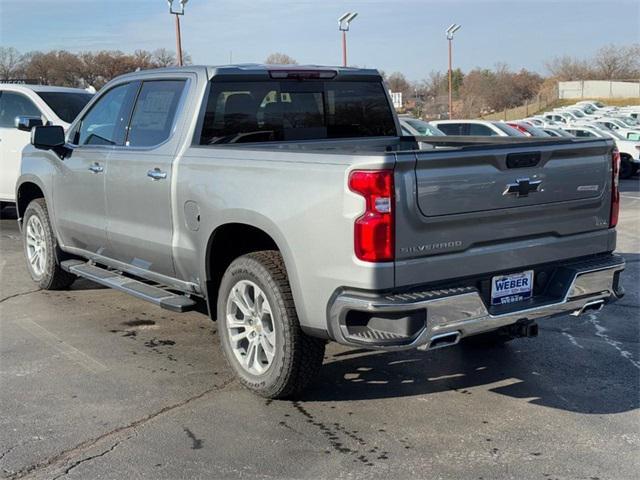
[393,139,615,286]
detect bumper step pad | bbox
[61,260,196,312]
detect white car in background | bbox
[0,84,93,207]
[588,117,640,140]
[562,124,640,179]
[430,119,525,136]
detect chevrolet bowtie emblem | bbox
[503,178,542,197]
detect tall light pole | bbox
[338,12,358,67]
[445,23,461,119]
[167,0,189,66]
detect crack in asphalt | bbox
[0,289,41,304]
[50,441,122,480]
[9,377,236,480]
[0,445,17,462]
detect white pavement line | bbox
[588,313,640,370]
[620,194,640,200]
[16,319,110,374]
[561,330,584,349]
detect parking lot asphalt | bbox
[1,179,638,480]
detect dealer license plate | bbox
[491,270,534,306]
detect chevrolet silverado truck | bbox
[17,65,625,398]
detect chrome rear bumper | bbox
[327,254,625,351]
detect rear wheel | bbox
[22,198,76,290]
[217,251,325,398]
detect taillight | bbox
[349,170,395,262]
[610,148,620,228]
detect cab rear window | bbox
[199,80,396,144]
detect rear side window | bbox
[469,123,498,136]
[36,92,93,123]
[0,92,42,127]
[436,123,465,135]
[127,80,186,147]
[199,80,396,144]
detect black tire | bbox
[22,198,76,290]
[217,251,325,399]
[619,156,633,180]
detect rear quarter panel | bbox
[172,146,396,331]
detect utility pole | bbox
[338,12,358,67]
[445,23,461,120]
[167,0,189,66]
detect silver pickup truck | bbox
[17,65,625,398]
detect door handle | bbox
[88,163,104,174]
[147,168,167,180]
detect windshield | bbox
[570,110,585,117]
[36,91,94,123]
[404,118,444,136]
[200,80,397,144]
[492,122,525,136]
[619,117,638,126]
[522,124,551,137]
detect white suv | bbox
[0,84,93,206]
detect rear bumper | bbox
[327,254,625,351]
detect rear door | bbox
[394,139,614,285]
[104,78,188,277]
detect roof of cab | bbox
[0,83,92,94]
[115,64,383,81]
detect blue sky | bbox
[1,0,638,80]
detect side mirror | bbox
[31,125,65,150]
[15,115,44,132]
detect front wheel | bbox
[217,251,325,399]
[22,198,76,290]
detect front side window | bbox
[0,91,42,127]
[76,83,132,146]
[126,80,186,147]
[199,80,396,144]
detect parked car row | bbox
[398,100,639,179]
[519,101,640,178]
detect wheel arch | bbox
[16,178,46,221]
[204,221,302,320]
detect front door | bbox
[105,79,187,277]
[53,82,137,254]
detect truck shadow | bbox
[301,332,639,414]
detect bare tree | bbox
[0,47,23,80]
[387,72,411,95]
[545,55,593,80]
[594,44,640,80]
[152,48,177,68]
[264,53,298,65]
